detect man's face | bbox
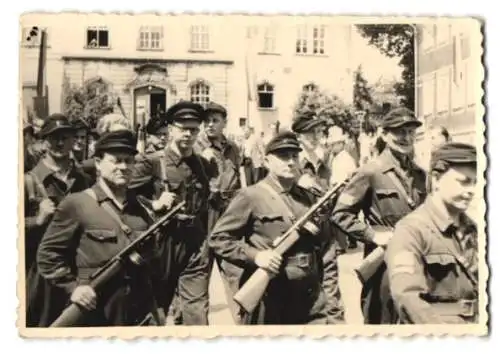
[95,151,135,187]
[46,130,75,159]
[205,113,226,139]
[383,125,418,155]
[73,129,87,152]
[433,164,477,212]
[303,126,323,146]
[170,119,201,150]
[265,149,300,180]
[430,128,449,150]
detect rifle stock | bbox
[354,246,386,284]
[49,201,186,327]
[233,180,347,314]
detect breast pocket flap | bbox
[86,229,118,243]
[425,253,456,266]
[375,188,399,199]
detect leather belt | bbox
[286,253,315,267]
[432,299,478,318]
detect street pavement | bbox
[205,245,365,325]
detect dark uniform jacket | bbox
[386,196,478,324]
[209,175,330,324]
[331,147,427,324]
[36,181,157,326]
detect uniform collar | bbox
[31,156,77,182]
[164,142,194,166]
[425,195,476,234]
[93,178,130,211]
[379,147,420,173]
[197,131,228,152]
[263,174,295,194]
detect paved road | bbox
[205,246,365,325]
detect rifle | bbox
[233,179,348,314]
[49,200,186,327]
[353,209,395,284]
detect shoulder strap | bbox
[385,170,416,210]
[83,189,133,237]
[257,181,296,224]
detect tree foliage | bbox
[356,24,415,111]
[62,78,115,129]
[294,88,357,137]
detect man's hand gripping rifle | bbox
[233,179,348,314]
[49,200,186,327]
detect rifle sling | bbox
[258,182,297,226]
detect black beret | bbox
[430,142,477,170]
[205,102,227,118]
[291,112,326,133]
[165,101,205,124]
[265,131,303,155]
[39,113,76,138]
[94,129,138,155]
[382,107,422,129]
[146,113,169,135]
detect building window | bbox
[257,82,274,109]
[86,27,109,48]
[296,24,308,54]
[21,26,48,47]
[303,83,318,93]
[190,25,210,51]
[262,26,277,53]
[190,81,210,107]
[138,26,163,50]
[312,25,325,54]
[296,25,326,55]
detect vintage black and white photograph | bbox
[17,13,486,337]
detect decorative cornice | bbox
[62,55,234,66]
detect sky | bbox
[350,27,403,85]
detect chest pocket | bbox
[253,212,288,240]
[86,229,118,244]
[424,253,459,298]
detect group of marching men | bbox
[22,98,479,327]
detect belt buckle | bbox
[296,254,310,267]
[460,299,476,318]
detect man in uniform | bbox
[133,101,215,325]
[209,131,332,325]
[24,114,92,326]
[331,107,427,324]
[37,130,162,327]
[291,113,345,324]
[386,142,478,324]
[71,118,90,163]
[145,111,169,153]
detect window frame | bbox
[137,26,163,51]
[295,24,326,56]
[85,26,110,49]
[190,25,210,52]
[257,82,275,110]
[189,80,211,108]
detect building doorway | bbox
[133,86,167,127]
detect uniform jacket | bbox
[331,147,427,250]
[386,196,478,324]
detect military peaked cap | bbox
[72,118,90,131]
[430,142,477,170]
[265,131,303,155]
[39,113,76,138]
[165,101,206,124]
[94,129,138,155]
[382,107,422,129]
[205,102,227,118]
[291,112,326,133]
